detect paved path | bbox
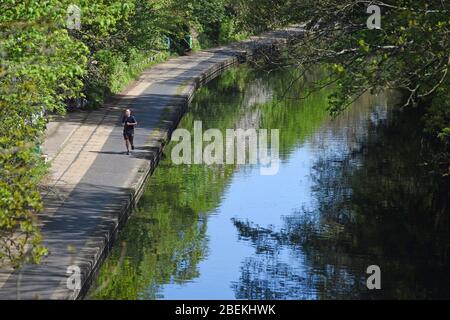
[0,26,304,299]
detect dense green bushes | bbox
[1,0,88,266]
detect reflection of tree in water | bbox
[232,105,450,299]
[233,255,311,300]
[231,216,368,300]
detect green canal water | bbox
[89,64,450,299]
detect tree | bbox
[284,0,449,175]
[0,0,88,267]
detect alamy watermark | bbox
[170,121,280,176]
[366,265,381,290]
[366,5,381,30]
[67,265,81,291]
[66,4,82,30]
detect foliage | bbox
[0,0,87,267]
[285,0,449,175]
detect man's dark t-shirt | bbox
[122,115,137,133]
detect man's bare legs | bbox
[129,134,135,150]
[124,138,131,155]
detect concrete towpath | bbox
[0,26,304,299]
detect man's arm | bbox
[127,116,137,126]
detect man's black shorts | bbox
[123,130,134,140]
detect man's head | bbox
[125,109,131,117]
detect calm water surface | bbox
[89,65,450,299]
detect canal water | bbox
[89,64,450,299]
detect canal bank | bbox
[0,26,304,300]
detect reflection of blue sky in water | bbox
[160,99,388,299]
[161,145,317,299]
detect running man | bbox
[122,108,137,155]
